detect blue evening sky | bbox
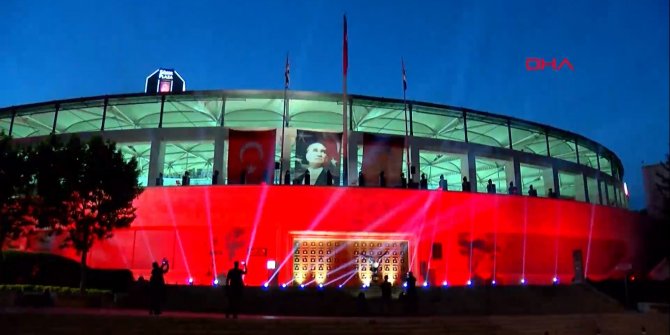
[1,0,667,209]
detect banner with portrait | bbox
[227,129,276,184]
[293,130,342,186]
[361,133,404,187]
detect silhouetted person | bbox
[548,188,557,198]
[226,261,247,319]
[303,169,311,185]
[181,171,190,186]
[240,170,246,185]
[212,170,219,185]
[284,170,290,185]
[400,172,407,188]
[462,176,471,192]
[406,271,417,297]
[508,181,518,195]
[379,171,386,187]
[420,173,428,190]
[528,185,538,197]
[155,173,164,186]
[380,275,392,314]
[405,272,418,314]
[486,179,496,194]
[149,259,169,315]
[356,291,368,315]
[358,171,366,187]
[438,174,447,191]
[326,169,333,186]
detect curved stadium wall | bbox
[0,90,638,287]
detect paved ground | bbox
[0,307,668,335]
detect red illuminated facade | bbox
[27,185,642,287]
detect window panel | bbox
[548,134,577,163]
[606,182,616,206]
[11,105,56,138]
[475,156,510,194]
[118,142,151,187]
[224,98,283,129]
[520,163,552,197]
[617,166,623,181]
[599,155,612,176]
[510,124,547,156]
[162,141,215,186]
[586,177,599,204]
[352,99,407,136]
[419,150,464,191]
[577,143,598,169]
[0,114,11,135]
[412,106,465,142]
[466,115,509,148]
[105,96,162,130]
[289,98,343,131]
[55,100,104,134]
[558,171,585,201]
[162,95,222,128]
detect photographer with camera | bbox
[149,258,170,315]
[225,260,247,319]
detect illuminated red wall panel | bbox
[31,185,643,287]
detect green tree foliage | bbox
[0,132,37,282]
[34,135,143,290]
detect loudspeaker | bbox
[411,166,416,175]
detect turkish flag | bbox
[227,129,277,184]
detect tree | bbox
[656,154,670,221]
[0,132,37,281]
[36,135,143,291]
[656,154,670,261]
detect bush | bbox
[1,251,133,292]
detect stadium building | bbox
[0,69,640,287]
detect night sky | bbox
[1,0,667,209]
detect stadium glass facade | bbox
[0,90,627,208]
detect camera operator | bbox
[225,261,247,319]
[149,258,169,315]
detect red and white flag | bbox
[227,130,277,184]
[284,54,290,89]
[402,58,407,92]
[343,15,348,77]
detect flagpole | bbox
[342,73,348,187]
[402,58,411,186]
[280,53,289,184]
[342,15,349,186]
